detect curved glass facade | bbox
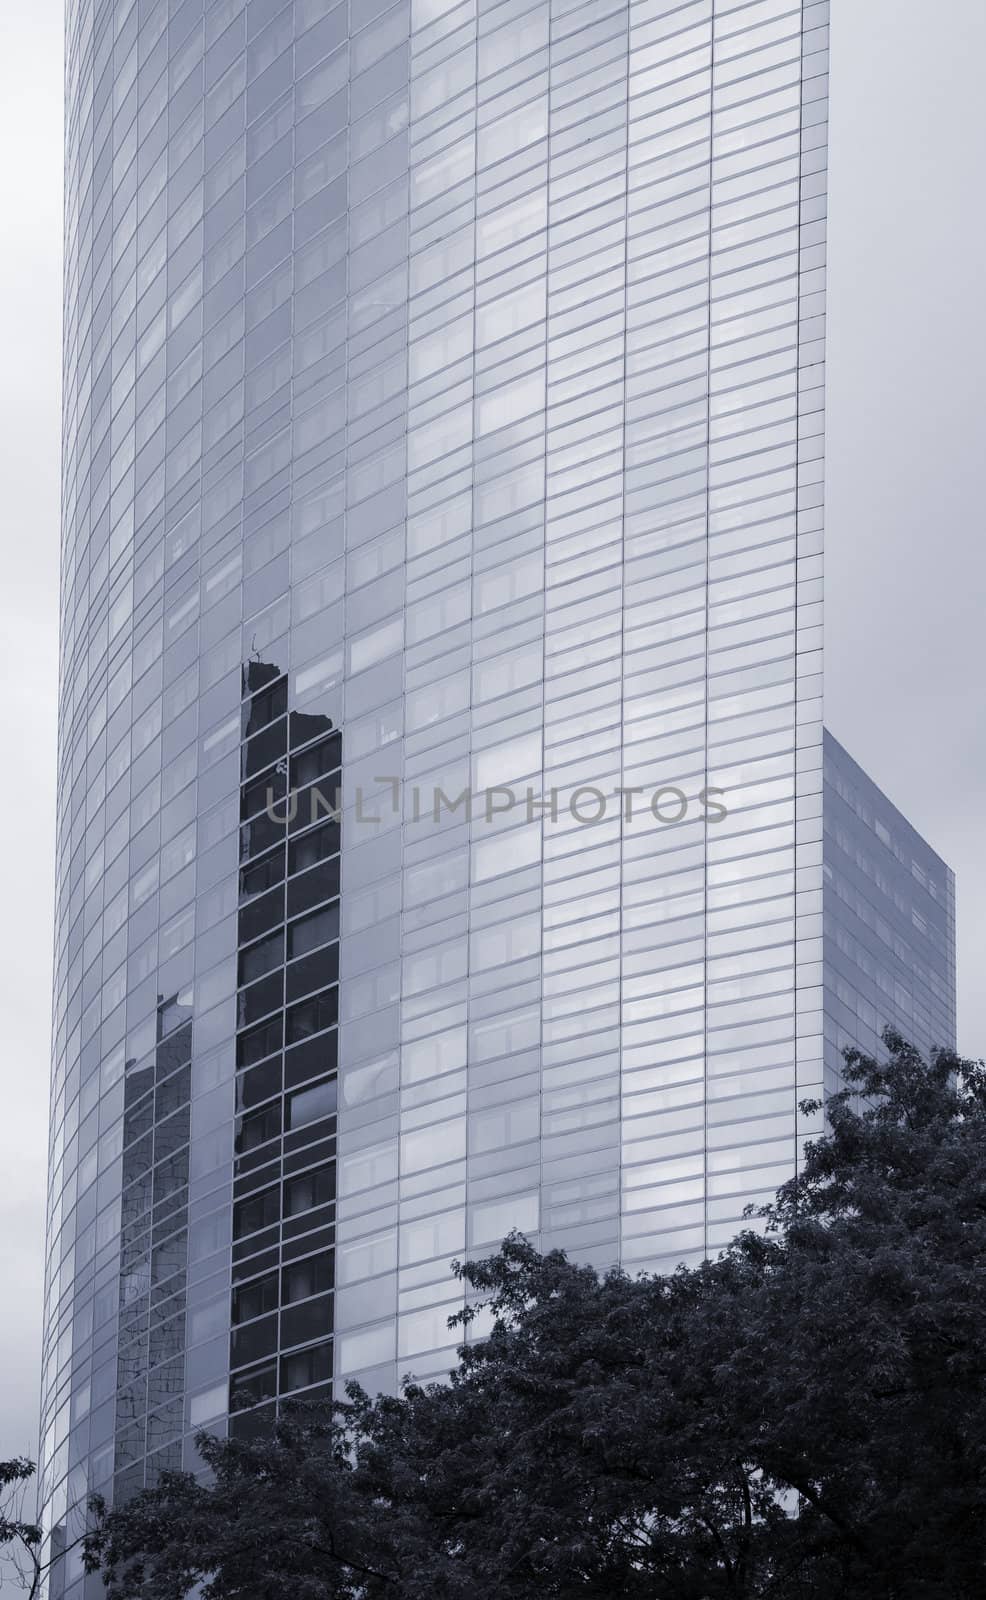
[41,2,840,1594]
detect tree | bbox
[84,1035,986,1599]
[0,1457,90,1600]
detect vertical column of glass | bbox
[701,0,804,1249]
[40,11,114,1577]
[112,999,194,1503]
[464,0,548,1296]
[329,3,411,1393]
[171,0,276,1465]
[388,2,477,1384]
[617,0,714,1274]
[41,0,220,1585]
[792,0,827,1162]
[943,865,957,1050]
[699,0,827,1247]
[538,0,629,1267]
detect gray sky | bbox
[0,0,62,1461]
[0,0,983,1462]
[824,0,986,1058]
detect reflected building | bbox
[41,2,954,1596]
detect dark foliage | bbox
[84,1035,986,1599]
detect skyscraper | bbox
[822,731,956,1073]
[41,2,953,1596]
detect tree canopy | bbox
[83,1034,986,1599]
[1,1457,51,1599]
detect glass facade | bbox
[822,731,956,1078]
[42,2,939,1595]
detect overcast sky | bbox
[0,0,983,1462]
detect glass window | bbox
[287,1078,337,1130]
[284,1163,335,1218]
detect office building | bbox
[40,4,953,1597]
[822,731,955,1076]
